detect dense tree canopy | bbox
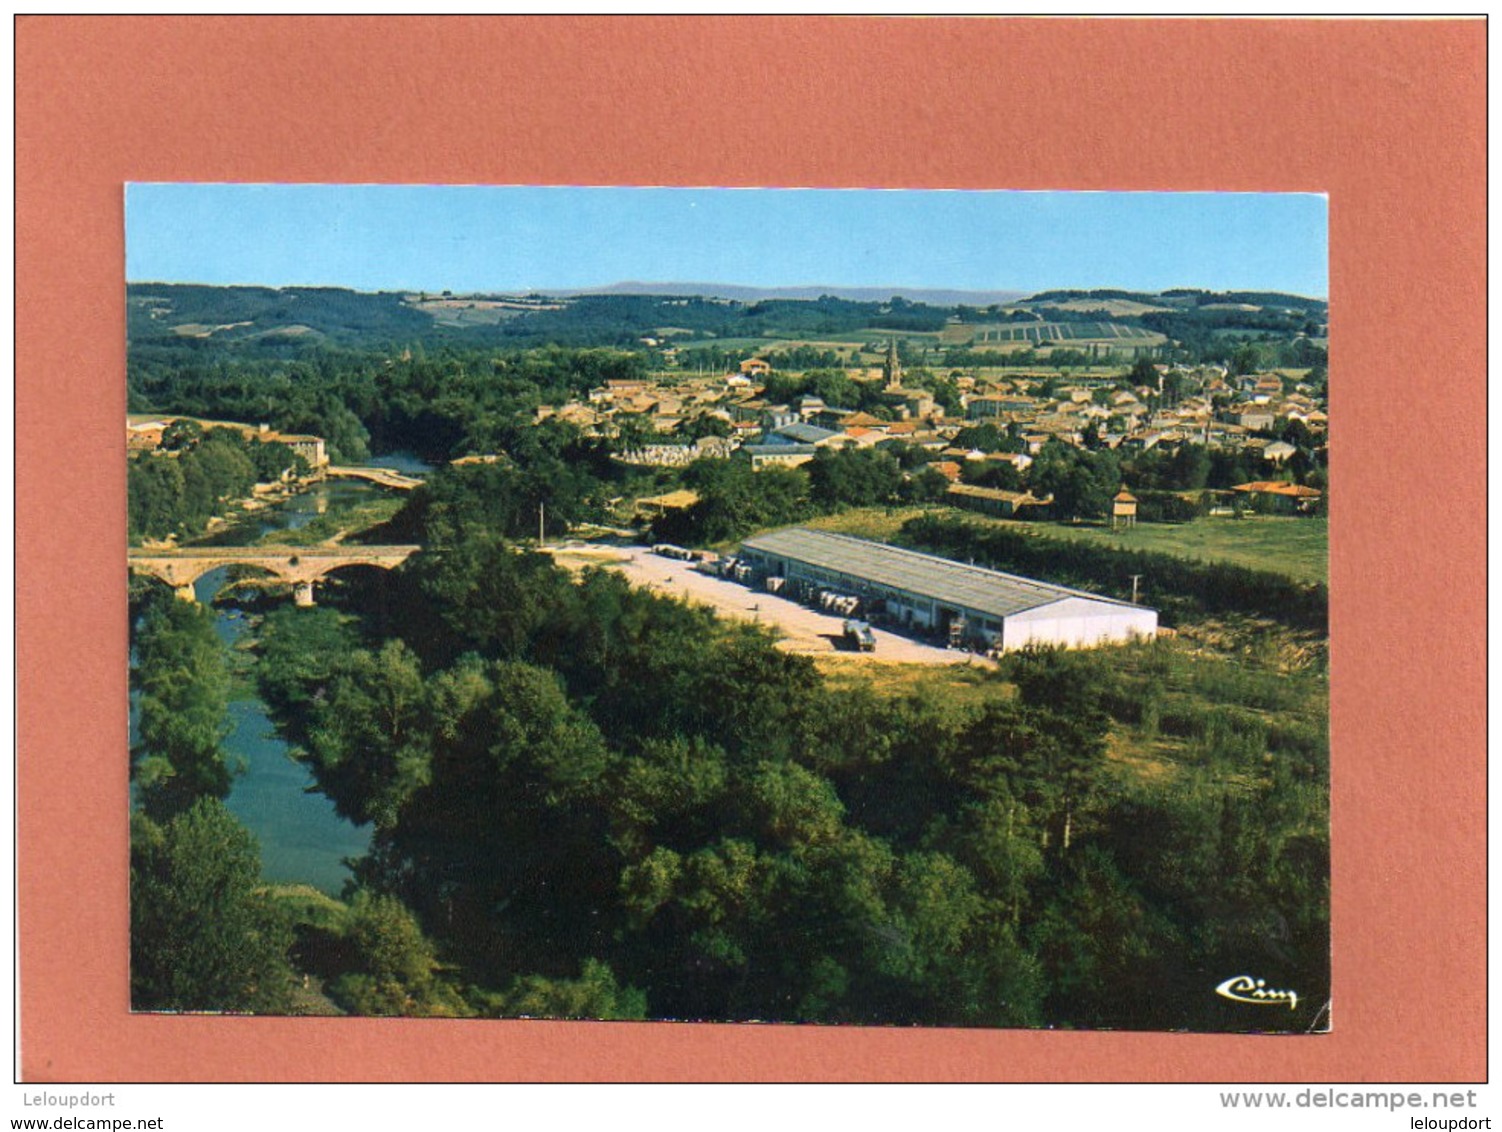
[128,428,308,543]
[1028,440,1121,521]
[130,800,296,1013]
[131,593,235,819]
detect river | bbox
[147,452,432,895]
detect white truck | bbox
[843,619,876,653]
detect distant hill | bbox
[128,284,431,347]
[127,283,964,353]
[126,282,1326,363]
[1022,288,1326,312]
[934,286,1326,361]
[561,281,1031,306]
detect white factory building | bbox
[739,527,1157,651]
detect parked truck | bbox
[843,619,877,653]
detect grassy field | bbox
[688,329,947,351]
[814,653,1012,707]
[1019,515,1328,585]
[1020,298,1173,316]
[821,328,944,343]
[688,336,781,351]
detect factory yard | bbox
[546,542,993,667]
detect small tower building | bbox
[883,339,902,390]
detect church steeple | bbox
[883,338,902,390]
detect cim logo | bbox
[1216,975,1298,1010]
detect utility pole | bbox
[538,501,545,546]
[1130,574,1142,605]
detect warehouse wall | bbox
[1001,597,1158,650]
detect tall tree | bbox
[132,595,234,819]
[808,447,903,508]
[303,639,433,829]
[327,891,471,1017]
[130,800,294,1013]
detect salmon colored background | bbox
[15,17,1486,1082]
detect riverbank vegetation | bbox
[130,593,236,819]
[129,587,299,1012]
[128,423,310,543]
[249,494,406,549]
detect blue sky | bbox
[126,184,1327,298]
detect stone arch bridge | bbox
[128,545,421,606]
[325,465,424,490]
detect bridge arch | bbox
[127,545,421,606]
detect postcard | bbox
[17,16,1484,1088]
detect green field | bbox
[690,329,945,352]
[688,336,781,350]
[800,507,1327,585]
[1021,515,1328,585]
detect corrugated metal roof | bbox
[771,422,841,444]
[743,443,817,456]
[741,528,1147,620]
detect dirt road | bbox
[548,542,992,667]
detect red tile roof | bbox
[1232,481,1322,498]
